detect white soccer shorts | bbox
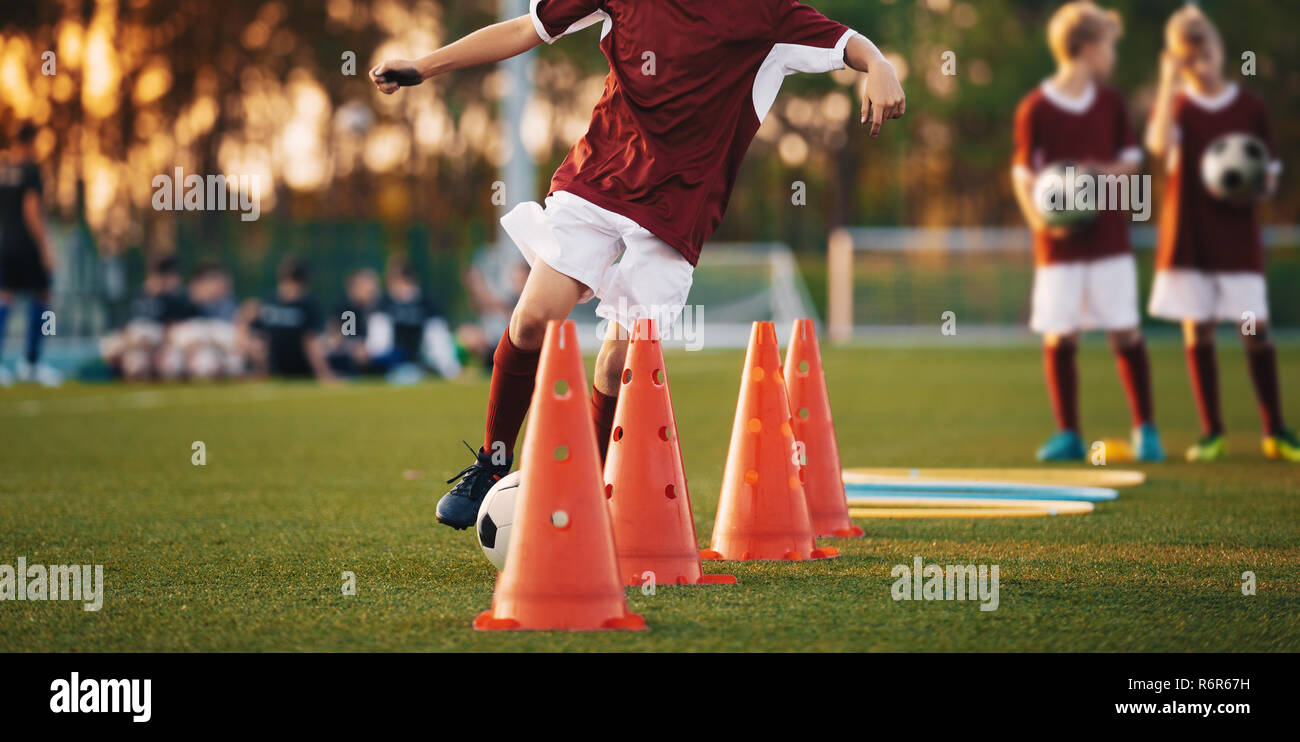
[1030,253,1140,334]
[1148,269,1270,323]
[500,190,695,333]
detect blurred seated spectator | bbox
[169,262,244,380]
[189,261,237,321]
[326,268,381,376]
[246,257,336,383]
[99,254,198,381]
[365,256,461,380]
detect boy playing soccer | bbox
[1145,5,1296,462]
[1011,1,1163,462]
[371,1,905,529]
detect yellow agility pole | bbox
[848,499,1095,519]
[843,468,1145,488]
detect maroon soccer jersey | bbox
[1012,83,1140,266]
[531,0,855,265]
[1155,85,1276,274]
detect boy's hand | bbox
[370,61,423,94]
[1158,51,1182,87]
[861,61,906,138]
[1024,210,1070,240]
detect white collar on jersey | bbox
[1040,79,1097,114]
[1183,82,1239,112]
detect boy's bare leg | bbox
[508,261,587,351]
[484,260,586,456]
[590,320,630,464]
[593,320,629,396]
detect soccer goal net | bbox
[826,225,1300,343]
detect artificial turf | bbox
[1,342,1297,652]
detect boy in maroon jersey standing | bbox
[1011,2,1163,462]
[1145,5,1296,462]
[370,1,906,528]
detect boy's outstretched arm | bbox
[370,15,541,93]
[1144,52,1181,162]
[844,35,906,138]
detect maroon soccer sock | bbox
[1185,344,1224,437]
[590,386,619,465]
[1245,344,1286,436]
[482,329,541,458]
[1043,343,1080,433]
[1114,341,1155,426]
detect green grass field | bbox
[2,342,1298,652]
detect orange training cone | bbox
[702,321,839,562]
[605,319,736,587]
[474,320,645,631]
[784,319,864,539]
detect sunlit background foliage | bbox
[1,0,1296,259]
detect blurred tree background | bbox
[0,0,1296,317]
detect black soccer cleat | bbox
[436,442,512,530]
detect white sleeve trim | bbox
[530,0,610,45]
[830,29,857,71]
[752,28,862,122]
[528,0,555,44]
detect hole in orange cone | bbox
[747,418,762,433]
[622,368,632,384]
[798,360,810,374]
[554,379,570,398]
[651,369,665,386]
[551,510,569,528]
[798,407,810,419]
[665,484,676,499]
[658,426,672,441]
[613,426,623,441]
[604,483,613,499]
[553,445,569,461]
[744,470,759,485]
[751,367,765,382]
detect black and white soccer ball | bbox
[475,470,521,571]
[1032,161,1099,231]
[1201,132,1268,203]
